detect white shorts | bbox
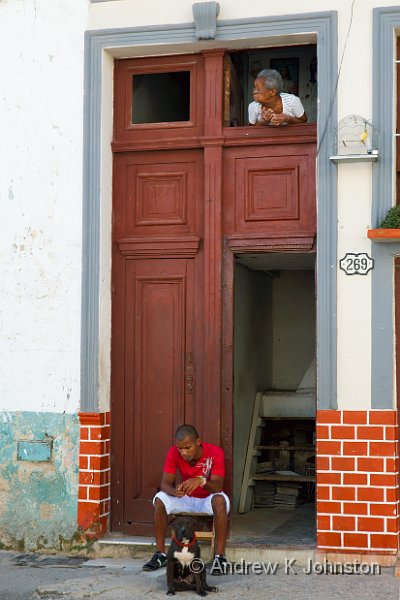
[153,491,230,515]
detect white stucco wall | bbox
[0,0,397,415]
[0,1,87,413]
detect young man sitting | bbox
[142,424,230,575]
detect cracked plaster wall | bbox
[0,411,80,550]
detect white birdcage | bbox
[331,114,379,163]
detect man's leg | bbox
[142,495,170,571]
[211,494,228,556]
[154,497,168,553]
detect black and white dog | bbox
[166,516,218,597]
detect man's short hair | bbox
[175,424,199,441]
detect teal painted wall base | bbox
[0,411,80,550]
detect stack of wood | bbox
[273,481,303,511]
[256,461,273,474]
[253,481,275,508]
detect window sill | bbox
[367,229,400,242]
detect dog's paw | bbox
[210,587,218,593]
[197,593,208,597]
[166,591,175,596]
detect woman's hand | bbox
[260,106,275,124]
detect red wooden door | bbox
[119,259,195,528]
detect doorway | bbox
[111,48,317,536]
[231,252,316,545]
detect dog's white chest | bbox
[174,542,194,567]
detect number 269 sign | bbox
[339,252,374,276]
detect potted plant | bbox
[367,205,400,241]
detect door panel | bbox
[123,259,193,528]
[223,144,316,237]
[113,150,203,238]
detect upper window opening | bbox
[132,72,190,124]
[224,45,317,127]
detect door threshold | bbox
[95,534,316,566]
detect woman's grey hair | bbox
[257,69,283,93]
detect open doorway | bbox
[231,252,316,546]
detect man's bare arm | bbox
[160,472,185,497]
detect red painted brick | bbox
[343,442,367,455]
[317,441,341,455]
[332,516,356,531]
[316,456,330,471]
[386,458,400,472]
[343,502,368,515]
[331,487,355,501]
[317,411,341,424]
[79,441,103,455]
[357,487,384,502]
[386,517,400,533]
[385,426,398,441]
[317,486,330,500]
[105,440,111,454]
[343,473,368,485]
[90,456,110,470]
[331,457,355,471]
[331,426,355,440]
[370,503,398,517]
[357,457,384,472]
[88,487,103,501]
[370,534,398,549]
[357,517,385,532]
[79,471,101,486]
[317,515,331,530]
[101,470,111,485]
[79,412,102,426]
[99,412,111,426]
[386,488,399,502]
[102,425,111,440]
[80,427,89,441]
[79,456,89,470]
[343,533,369,548]
[101,500,110,515]
[89,427,103,441]
[370,473,398,487]
[78,486,88,500]
[369,441,397,456]
[99,515,108,535]
[316,425,330,439]
[357,426,384,440]
[369,411,397,425]
[317,501,342,514]
[317,472,342,484]
[87,485,110,501]
[343,411,367,425]
[317,531,342,547]
[78,502,100,531]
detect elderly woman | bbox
[248,69,307,126]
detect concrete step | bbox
[94,535,315,567]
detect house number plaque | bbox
[339,252,374,276]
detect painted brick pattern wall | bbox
[78,412,111,536]
[316,410,399,553]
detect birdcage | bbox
[330,114,379,163]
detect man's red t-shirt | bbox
[163,442,225,498]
